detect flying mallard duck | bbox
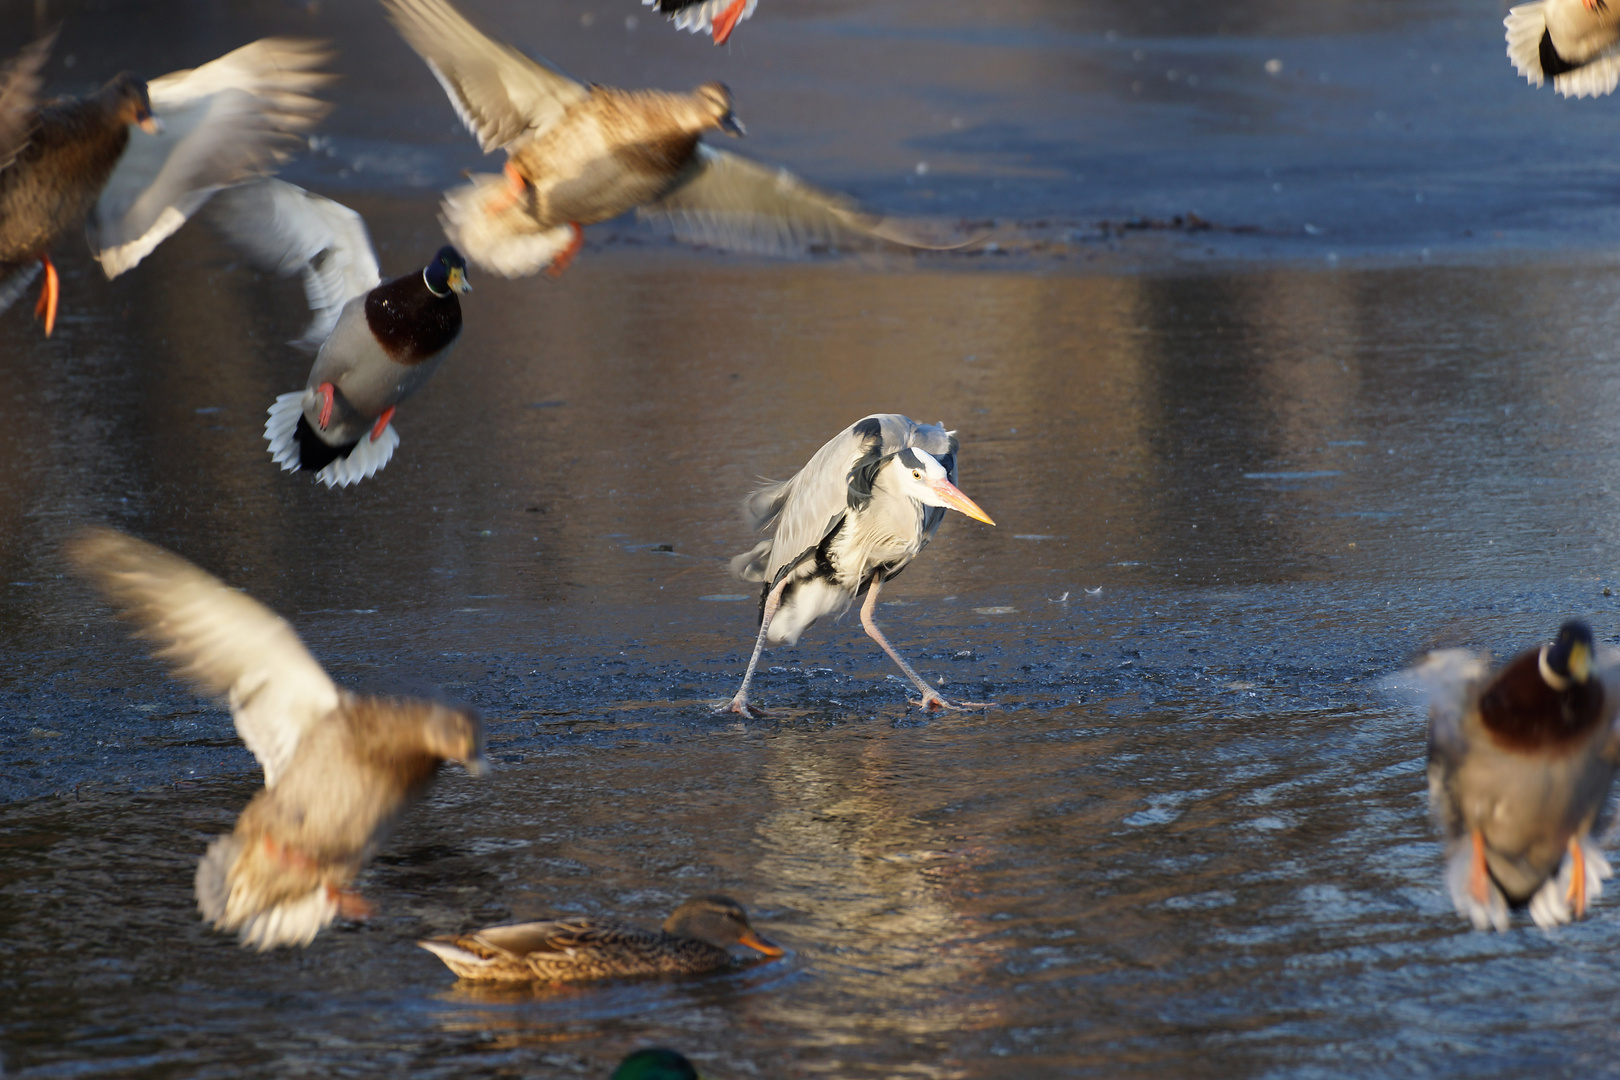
[1506,0,1620,98]
[643,0,758,45]
[0,34,331,336]
[1398,620,1620,930]
[208,178,472,488]
[380,0,968,278]
[418,895,783,982]
[69,527,488,950]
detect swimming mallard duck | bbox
[381,0,967,278]
[1403,620,1620,930]
[1506,0,1620,98]
[418,895,784,982]
[208,178,472,488]
[0,35,331,336]
[69,527,488,950]
[643,0,758,45]
[614,1049,702,1080]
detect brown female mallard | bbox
[69,528,488,950]
[418,895,784,982]
[381,0,966,279]
[1406,620,1620,930]
[0,35,330,336]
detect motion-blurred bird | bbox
[1506,0,1620,98]
[418,895,783,982]
[643,0,757,45]
[69,527,488,950]
[0,34,331,336]
[381,0,968,278]
[1400,620,1620,930]
[613,1049,702,1080]
[209,178,471,488]
[720,414,995,716]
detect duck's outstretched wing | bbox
[641,145,977,258]
[210,178,381,348]
[87,37,334,279]
[67,527,342,789]
[381,0,588,152]
[0,33,52,173]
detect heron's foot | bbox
[325,883,374,921]
[713,696,772,718]
[369,405,395,442]
[315,382,336,430]
[33,254,58,337]
[908,692,992,711]
[483,162,529,215]
[545,223,585,279]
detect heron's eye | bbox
[912,470,922,480]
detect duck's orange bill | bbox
[737,929,785,958]
[929,478,996,526]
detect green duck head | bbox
[613,1048,700,1080]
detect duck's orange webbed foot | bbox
[483,161,529,215]
[33,255,58,337]
[315,382,336,430]
[545,224,585,279]
[370,405,395,442]
[712,0,749,44]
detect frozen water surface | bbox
[6,0,1620,1077]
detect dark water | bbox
[8,0,1620,1077]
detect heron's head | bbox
[888,447,995,525]
[1542,620,1596,688]
[697,81,744,136]
[106,72,159,133]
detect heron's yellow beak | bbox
[448,266,471,294]
[736,928,785,958]
[929,478,995,526]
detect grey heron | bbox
[69,527,487,949]
[718,413,996,716]
[1397,620,1620,930]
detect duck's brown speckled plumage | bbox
[0,75,142,267]
[419,895,783,983]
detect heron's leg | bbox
[860,571,990,710]
[33,254,58,337]
[716,574,791,717]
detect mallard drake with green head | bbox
[381,0,968,279]
[209,178,472,488]
[0,35,331,336]
[69,528,488,950]
[614,1049,702,1080]
[1404,620,1620,930]
[419,895,784,982]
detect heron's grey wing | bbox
[209,178,381,347]
[381,0,588,153]
[0,33,51,174]
[640,145,975,256]
[88,38,334,279]
[741,414,913,583]
[68,528,342,789]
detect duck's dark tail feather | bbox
[265,391,399,489]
